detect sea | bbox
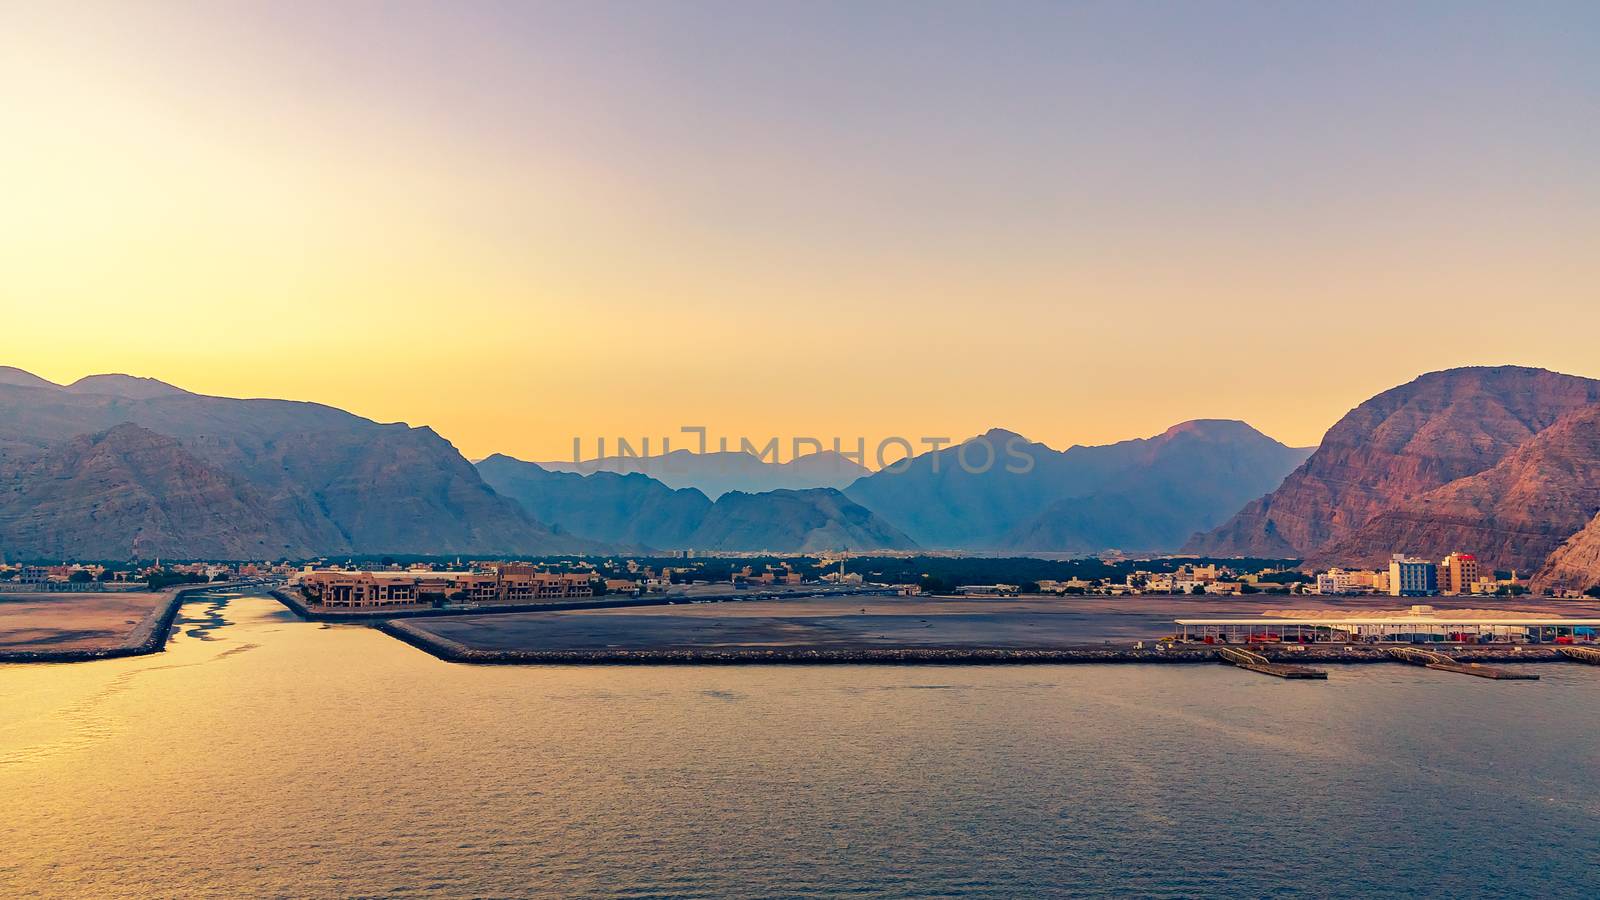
[3,589,1597,898]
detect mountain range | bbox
[535,449,870,499]
[9,362,1600,593]
[0,368,572,558]
[477,454,914,552]
[843,421,1313,553]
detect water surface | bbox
[3,591,1597,898]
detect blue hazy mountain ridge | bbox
[477,454,712,550]
[477,454,915,552]
[1003,421,1318,553]
[0,368,583,557]
[685,488,917,553]
[845,422,1314,552]
[537,448,870,499]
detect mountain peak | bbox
[1158,419,1270,442]
[0,366,60,389]
[66,373,192,399]
[975,427,1033,444]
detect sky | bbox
[4,1,1598,464]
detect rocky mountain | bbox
[1187,367,1600,561]
[0,366,59,389]
[1313,403,1600,572]
[686,489,916,553]
[845,422,1311,551]
[0,424,312,560]
[0,369,580,558]
[538,449,870,499]
[1003,421,1314,553]
[64,373,193,399]
[1532,513,1600,595]
[477,454,914,552]
[477,453,711,550]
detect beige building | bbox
[1439,552,1481,596]
[300,565,593,611]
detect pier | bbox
[1558,645,1600,665]
[1216,646,1327,679]
[1385,646,1538,680]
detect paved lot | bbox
[402,593,1600,653]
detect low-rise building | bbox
[299,564,593,610]
[954,583,1018,596]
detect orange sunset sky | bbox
[4,2,1598,463]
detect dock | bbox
[1217,646,1327,679]
[1385,646,1538,680]
[1558,645,1600,665]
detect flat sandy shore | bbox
[0,592,171,655]
[386,593,1600,663]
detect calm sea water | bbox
[3,590,1598,899]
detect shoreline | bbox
[0,583,246,664]
[376,619,1573,666]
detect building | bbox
[299,565,593,611]
[953,584,1018,596]
[1438,552,1481,596]
[1316,568,1379,595]
[1388,555,1438,597]
[1175,611,1600,645]
[1037,578,1096,593]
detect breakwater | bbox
[376,620,1571,666]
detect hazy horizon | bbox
[12,360,1339,469]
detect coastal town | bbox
[4,546,1590,613]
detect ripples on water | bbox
[2,593,1598,898]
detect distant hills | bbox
[536,448,870,499]
[482,420,1309,556]
[0,369,578,559]
[477,455,711,550]
[477,454,914,552]
[11,362,1600,593]
[844,421,1313,553]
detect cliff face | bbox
[1532,513,1600,594]
[1313,404,1600,572]
[1187,367,1600,559]
[0,424,313,560]
[0,372,581,558]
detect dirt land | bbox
[397,593,1600,655]
[0,592,169,653]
